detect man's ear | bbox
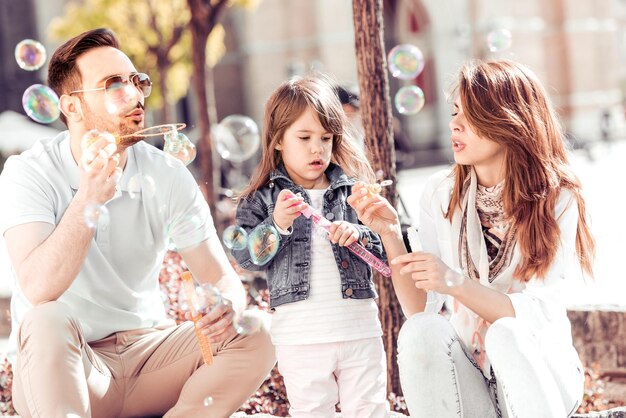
[59,94,83,123]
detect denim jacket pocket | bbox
[268,247,291,299]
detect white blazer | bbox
[417,168,583,376]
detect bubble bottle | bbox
[181,271,214,365]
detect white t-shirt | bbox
[0,131,216,363]
[270,188,382,345]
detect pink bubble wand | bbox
[284,191,392,277]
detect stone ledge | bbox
[568,309,626,370]
[572,407,626,417]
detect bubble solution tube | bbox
[181,271,214,365]
[284,190,392,277]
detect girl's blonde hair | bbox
[446,60,595,280]
[240,73,375,199]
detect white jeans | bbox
[275,337,389,418]
[397,313,584,418]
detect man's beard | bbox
[81,99,144,139]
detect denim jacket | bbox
[232,163,386,308]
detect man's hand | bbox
[190,299,237,344]
[76,135,121,205]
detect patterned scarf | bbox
[459,173,517,283]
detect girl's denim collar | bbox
[269,162,353,190]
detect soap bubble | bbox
[394,86,425,115]
[486,29,512,52]
[195,283,223,312]
[22,84,60,124]
[167,215,205,247]
[248,224,280,266]
[15,39,46,71]
[81,130,115,151]
[84,204,109,229]
[128,173,156,199]
[222,225,248,250]
[444,268,465,287]
[163,132,196,166]
[233,313,262,335]
[213,115,260,163]
[387,44,425,80]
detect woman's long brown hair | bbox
[239,74,374,200]
[446,60,595,281]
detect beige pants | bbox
[12,301,276,418]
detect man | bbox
[0,28,275,418]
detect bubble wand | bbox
[181,271,214,365]
[284,190,392,277]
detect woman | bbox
[348,59,595,418]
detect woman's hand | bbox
[328,221,359,246]
[391,251,465,294]
[273,189,306,231]
[347,181,401,238]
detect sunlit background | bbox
[1,0,625,314]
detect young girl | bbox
[348,60,595,418]
[232,74,389,418]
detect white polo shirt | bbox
[0,131,215,363]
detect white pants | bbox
[275,337,389,418]
[397,313,584,418]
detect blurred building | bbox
[214,0,626,152]
[1,0,625,157]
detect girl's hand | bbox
[391,251,465,294]
[347,181,401,238]
[273,189,306,231]
[328,221,359,246]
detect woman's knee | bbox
[397,313,455,358]
[484,317,524,354]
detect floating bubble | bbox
[444,268,465,287]
[84,204,110,229]
[314,224,330,239]
[486,29,512,52]
[128,173,156,199]
[81,129,115,151]
[222,225,248,250]
[203,396,214,407]
[248,224,280,266]
[394,86,425,115]
[22,84,60,124]
[213,115,260,163]
[167,215,205,247]
[163,132,196,166]
[195,283,223,312]
[15,39,46,71]
[233,313,262,335]
[387,44,425,80]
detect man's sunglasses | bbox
[69,73,152,101]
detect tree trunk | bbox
[186,0,230,218]
[157,57,170,124]
[352,0,405,396]
[188,25,216,216]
